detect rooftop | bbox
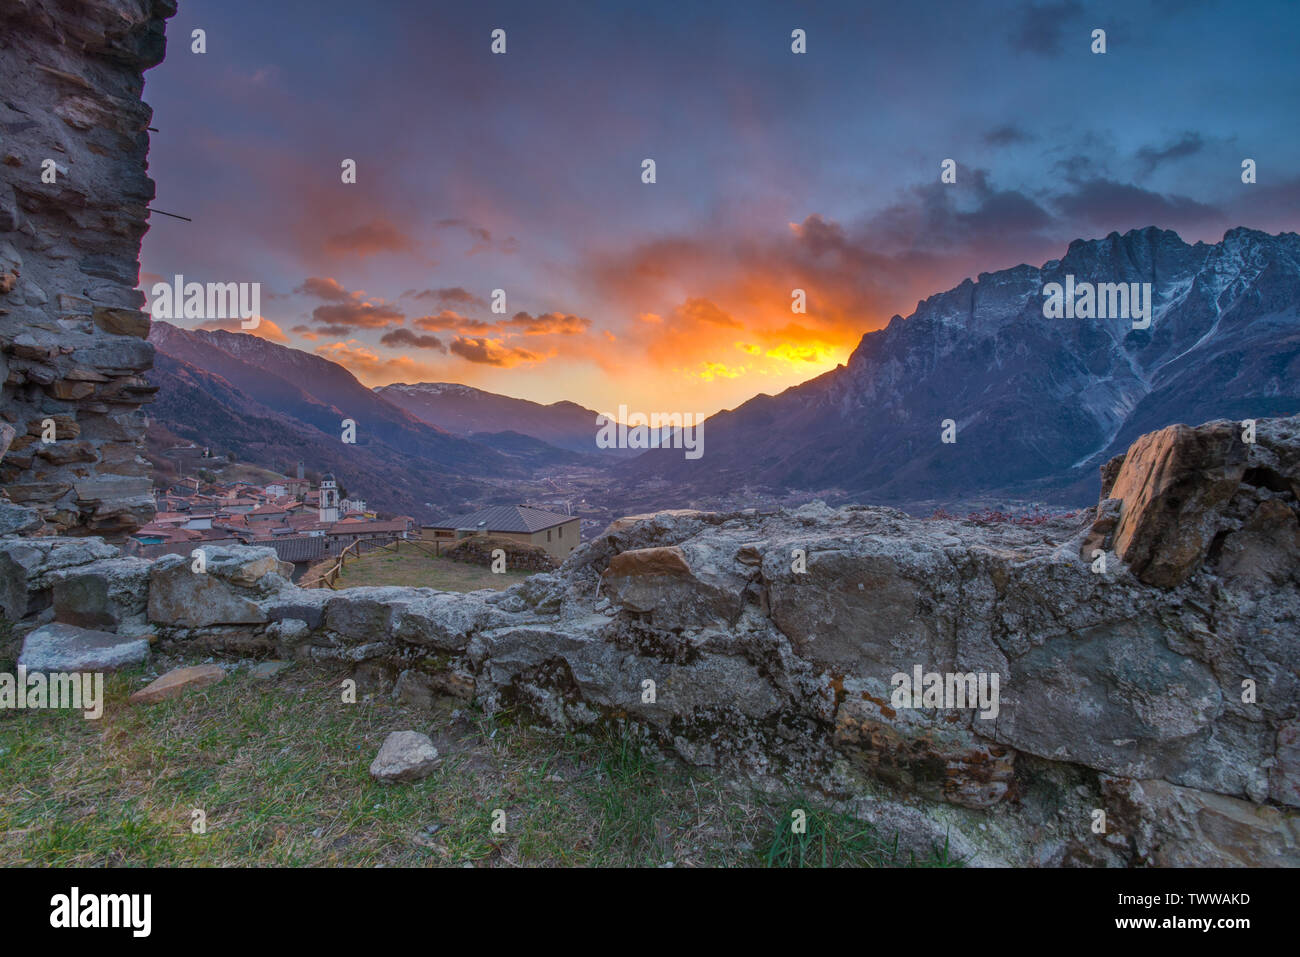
[428,504,574,534]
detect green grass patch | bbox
[0,646,963,867]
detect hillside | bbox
[620,227,1300,506]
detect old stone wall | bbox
[0,0,177,538]
[4,413,1298,866]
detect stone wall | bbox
[4,413,1298,866]
[0,0,177,538]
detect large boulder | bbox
[18,622,149,672]
[1104,414,1300,587]
[148,545,290,628]
[50,557,150,630]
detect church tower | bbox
[319,472,339,524]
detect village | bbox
[130,458,585,583]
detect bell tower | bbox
[319,473,339,523]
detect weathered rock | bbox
[18,622,149,672]
[129,663,225,705]
[148,545,288,627]
[50,557,150,629]
[1101,776,1300,866]
[248,660,292,679]
[1108,419,1250,586]
[369,730,440,783]
[0,536,120,620]
[604,543,745,630]
[0,502,42,535]
[0,0,175,538]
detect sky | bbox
[139,0,1300,418]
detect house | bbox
[422,505,580,562]
[246,503,289,524]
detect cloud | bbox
[413,310,495,333]
[323,220,414,258]
[1008,1,1084,55]
[502,311,592,335]
[1054,178,1221,232]
[434,218,516,254]
[310,300,405,332]
[412,308,592,338]
[295,277,356,301]
[449,336,541,367]
[380,328,447,351]
[672,298,741,329]
[1135,132,1204,175]
[984,124,1032,146]
[194,316,290,343]
[407,286,485,307]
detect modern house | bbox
[421,505,580,562]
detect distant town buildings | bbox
[128,467,410,580]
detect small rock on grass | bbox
[249,660,292,679]
[129,663,225,705]
[369,730,440,783]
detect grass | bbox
[213,462,288,486]
[760,800,964,868]
[332,540,536,591]
[0,641,962,867]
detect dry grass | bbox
[333,540,535,591]
[0,624,960,867]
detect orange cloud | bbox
[448,336,542,367]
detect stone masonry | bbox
[0,0,177,538]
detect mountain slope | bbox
[146,352,504,519]
[620,227,1300,506]
[375,381,626,455]
[149,322,515,475]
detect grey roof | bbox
[266,535,327,563]
[427,504,572,534]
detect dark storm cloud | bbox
[1054,179,1221,232]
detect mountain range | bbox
[146,322,551,520]
[375,381,626,456]
[617,227,1300,505]
[145,227,1300,516]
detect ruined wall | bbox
[0,0,177,538]
[4,413,1298,866]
